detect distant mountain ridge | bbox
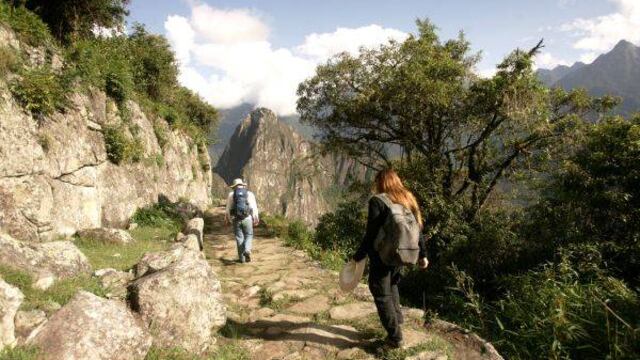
[537,40,640,115]
[209,103,316,159]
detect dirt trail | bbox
[204,207,496,360]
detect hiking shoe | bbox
[244,252,252,263]
[383,337,403,350]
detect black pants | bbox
[368,260,403,342]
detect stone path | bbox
[203,207,471,360]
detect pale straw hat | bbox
[230,178,247,188]
[339,258,367,292]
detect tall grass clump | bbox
[10,65,69,117]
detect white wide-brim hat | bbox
[339,258,367,292]
[230,178,247,188]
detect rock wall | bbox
[215,108,367,224]
[0,27,212,242]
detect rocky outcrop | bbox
[129,246,226,354]
[0,232,91,286]
[215,108,366,224]
[0,26,213,242]
[94,268,134,299]
[0,278,23,349]
[29,291,152,360]
[185,218,204,250]
[14,309,46,343]
[77,228,134,245]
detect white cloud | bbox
[561,0,640,51]
[579,52,598,64]
[164,4,407,115]
[165,15,194,65]
[534,52,570,69]
[297,25,408,61]
[190,4,269,43]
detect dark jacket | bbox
[353,196,427,263]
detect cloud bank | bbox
[164,3,408,115]
[562,0,640,52]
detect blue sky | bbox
[125,0,638,114]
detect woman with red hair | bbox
[352,168,429,349]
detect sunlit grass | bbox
[75,226,174,271]
[0,345,39,360]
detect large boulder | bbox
[77,228,134,245]
[129,250,226,354]
[133,245,199,278]
[0,278,23,349]
[28,291,152,360]
[94,268,134,299]
[0,233,91,286]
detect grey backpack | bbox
[373,194,421,266]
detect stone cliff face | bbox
[0,86,213,242]
[0,28,212,242]
[215,108,366,224]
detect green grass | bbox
[380,337,453,360]
[0,346,39,360]
[212,343,250,360]
[144,343,250,360]
[0,264,106,311]
[75,226,174,271]
[0,225,173,313]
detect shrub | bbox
[10,66,68,117]
[153,121,169,149]
[131,200,184,232]
[488,250,640,359]
[315,200,367,255]
[103,125,143,164]
[0,3,53,47]
[0,46,19,76]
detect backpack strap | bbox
[374,193,394,209]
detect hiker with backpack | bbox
[352,168,428,349]
[225,178,260,263]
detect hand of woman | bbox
[418,257,429,270]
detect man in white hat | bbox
[225,178,260,263]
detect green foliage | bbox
[482,249,639,359]
[0,46,19,76]
[297,19,612,225]
[18,0,129,43]
[261,214,288,237]
[103,125,143,164]
[66,27,217,144]
[131,200,185,232]
[523,116,640,286]
[153,121,169,149]
[10,66,68,117]
[128,24,178,101]
[0,345,39,360]
[0,3,52,47]
[315,200,367,255]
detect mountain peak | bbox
[612,39,636,51]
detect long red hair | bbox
[374,168,423,228]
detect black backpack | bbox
[373,194,421,266]
[232,187,251,220]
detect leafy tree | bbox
[523,116,640,286]
[128,24,178,101]
[297,20,618,224]
[17,0,130,43]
